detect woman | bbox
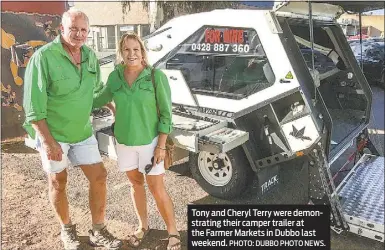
[93,33,180,250]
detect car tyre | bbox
[189,147,253,199]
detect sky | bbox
[364,9,384,15]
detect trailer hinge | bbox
[311,143,349,230]
[265,11,283,34]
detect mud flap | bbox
[258,165,280,196]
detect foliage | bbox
[157,1,239,26]
[121,1,239,26]
[121,1,131,15]
[121,1,150,14]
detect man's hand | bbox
[31,119,63,161]
[42,140,64,161]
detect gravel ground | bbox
[1,140,204,250]
[2,141,383,250]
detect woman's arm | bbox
[153,132,168,165]
[93,70,114,109]
[153,69,173,165]
[93,85,113,109]
[154,69,173,141]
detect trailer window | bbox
[166,54,213,91]
[166,26,275,99]
[213,55,274,96]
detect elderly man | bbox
[23,9,122,250]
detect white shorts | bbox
[115,136,165,175]
[36,135,102,174]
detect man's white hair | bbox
[61,8,89,27]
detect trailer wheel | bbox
[189,147,252,199]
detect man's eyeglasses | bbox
[68,27,89,35]
[145,157,155,174]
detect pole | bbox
[308,1,316,103]
[358,11,363,69]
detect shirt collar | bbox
[117,64,152,82]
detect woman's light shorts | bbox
[115,136,165,175]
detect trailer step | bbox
[336,154,384,242]
[171,114,227,153]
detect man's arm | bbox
[23,52,63,161]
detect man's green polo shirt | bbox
[93,65,172,146]
[23,36,102,143]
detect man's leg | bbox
[68,135,106,224]
[80,163,122,249]
[38,137,71,224]
[79,163,107,224]
[69,134,122,249]
[48,169,70,224]
[49,171,81,250]
[39,141,80,250]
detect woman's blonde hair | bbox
[117,32,149,66]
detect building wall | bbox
[73,1,149,25]
[73,1,150,56]
[1,3,65,139]
[1,1,66,15]
[339,14,384,36]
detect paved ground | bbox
[1,87,384,250]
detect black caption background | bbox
[188,205,330,250]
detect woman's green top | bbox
[93,65,172,146]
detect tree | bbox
[121,1,239,33]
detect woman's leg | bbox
[126,169,148,230]
[146,174,180,249]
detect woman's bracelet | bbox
[156,145,167,150]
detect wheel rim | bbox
[197,151,232,186]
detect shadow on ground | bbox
[1,139,37,154]
[78,230,187,250]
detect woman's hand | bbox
[106,102,116,117]
[153,146,166,165]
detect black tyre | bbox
[189,147,253,199]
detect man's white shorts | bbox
[37,134,102,174]
[115,136,165,175]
